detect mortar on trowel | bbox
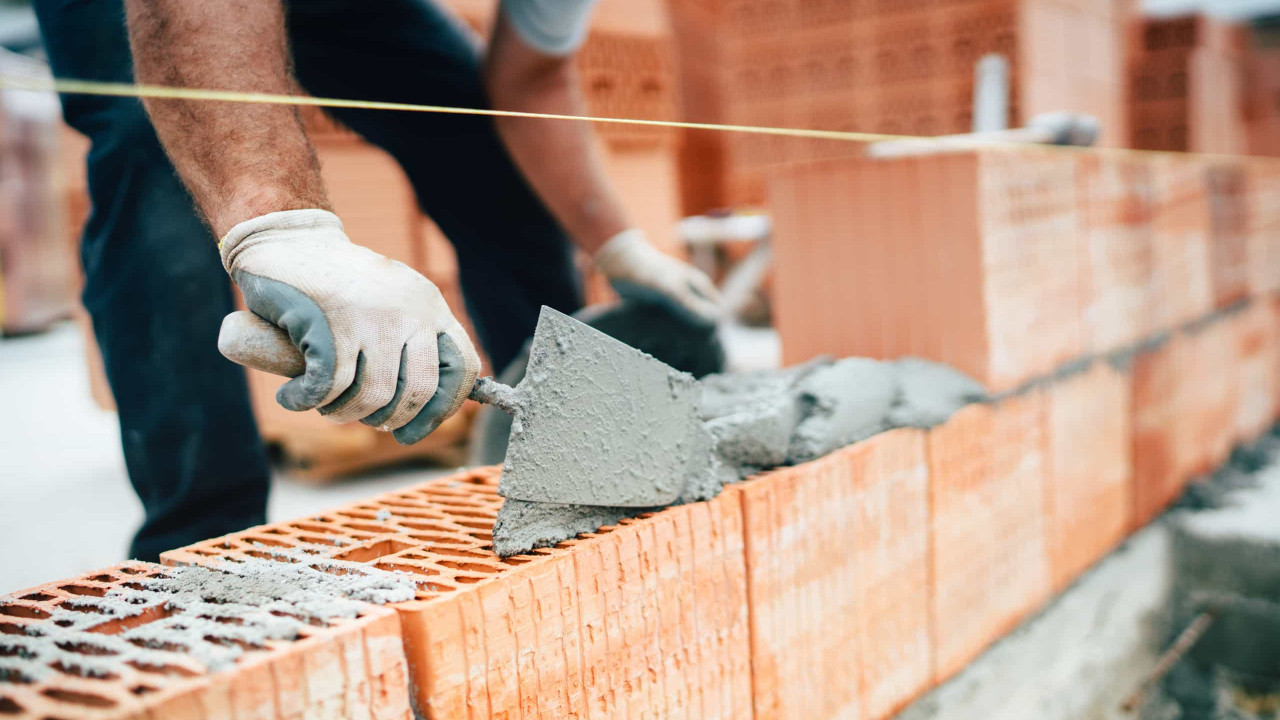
[219,306,717,554]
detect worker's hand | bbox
[219,209,480,444]
[593,229,722,325]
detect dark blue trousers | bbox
[33,0,582,561]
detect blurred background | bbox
[1,0,1278,592]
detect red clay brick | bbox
[1179,317,1240,478]
[0,563,410,720]
[164,468,753,720]
[1231,300,1280,442]
[771,148,1082,392]
[1246,160,1280,295]
[739,428,933,720]
[1148,155,1213,332]
[1043,362,1133,591]
[927,395,1052,682]
[1129,334,1187,528]
[1206,162,1251,309]
[1075,154,1155,354]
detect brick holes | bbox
[40,688,115,708]
[335,540,415,563]
[0,607,48,621]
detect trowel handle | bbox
[218,311,513,409]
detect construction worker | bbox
[34,0,720,561]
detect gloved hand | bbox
[219,209,480,444]
[593,229,722,325]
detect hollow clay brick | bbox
[1246,160,1280,295]
[738,428,933,720]
[164,468,753,720]
[927,395,1052,682]
[1231,300,1280,442]
[771,148,1082,393]
[1129,335,1187,528]
[0,563,411,720]
[1178,317,1239,478]
[1075,154,1155,353]
[1206,162,1251,309]
[1043,362,1133,591]
[1149,155,1213,333]
[1125,320,1238,530]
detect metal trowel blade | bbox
[498,306,712,508]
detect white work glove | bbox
[593,229,722,325]
[219,209,480,444]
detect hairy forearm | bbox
[485,16,629,254]
[125,0,330,238]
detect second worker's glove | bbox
[593,228,722,325]
[219,209,480,444]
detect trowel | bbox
[219,306,713,508]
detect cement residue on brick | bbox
[0,556,415,685]
[492,499,643,557]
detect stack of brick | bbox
[131,294,1276,719]
[8,274,1280,719]
[1129,14,1250,154]
[669,0,1130,213]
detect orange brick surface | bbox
[165,468,753,720]
[927,395,1051,682]
[739,428,933,720]
[771,149,1082,392]
[1043,362,1133,591]
[1129,335,1187,528]
[1232,300,1280,442]
[1178,317,1240,478]
[1206,162,1251,309]
[1149,155,1213,333]
[1247,160,1280,295]
[0,563,411,720]
[1076,154,1155,354]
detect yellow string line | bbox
[0,75,1268,163]
[0,76,916,142]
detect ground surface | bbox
[0,324,453,594]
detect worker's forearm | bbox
[124,0,330,238]
[485,19,628,255]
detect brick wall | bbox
[8,147,1280,719]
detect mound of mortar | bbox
[490,354,985,556]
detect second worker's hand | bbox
[218,209,481,445]
[592,229,723,325]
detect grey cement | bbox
[492,352,985,556]
[0,555,416,685]
[786,358,902,463]
[702,355,985,479]
[496,307,716,509]
[894,525,1174,720]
